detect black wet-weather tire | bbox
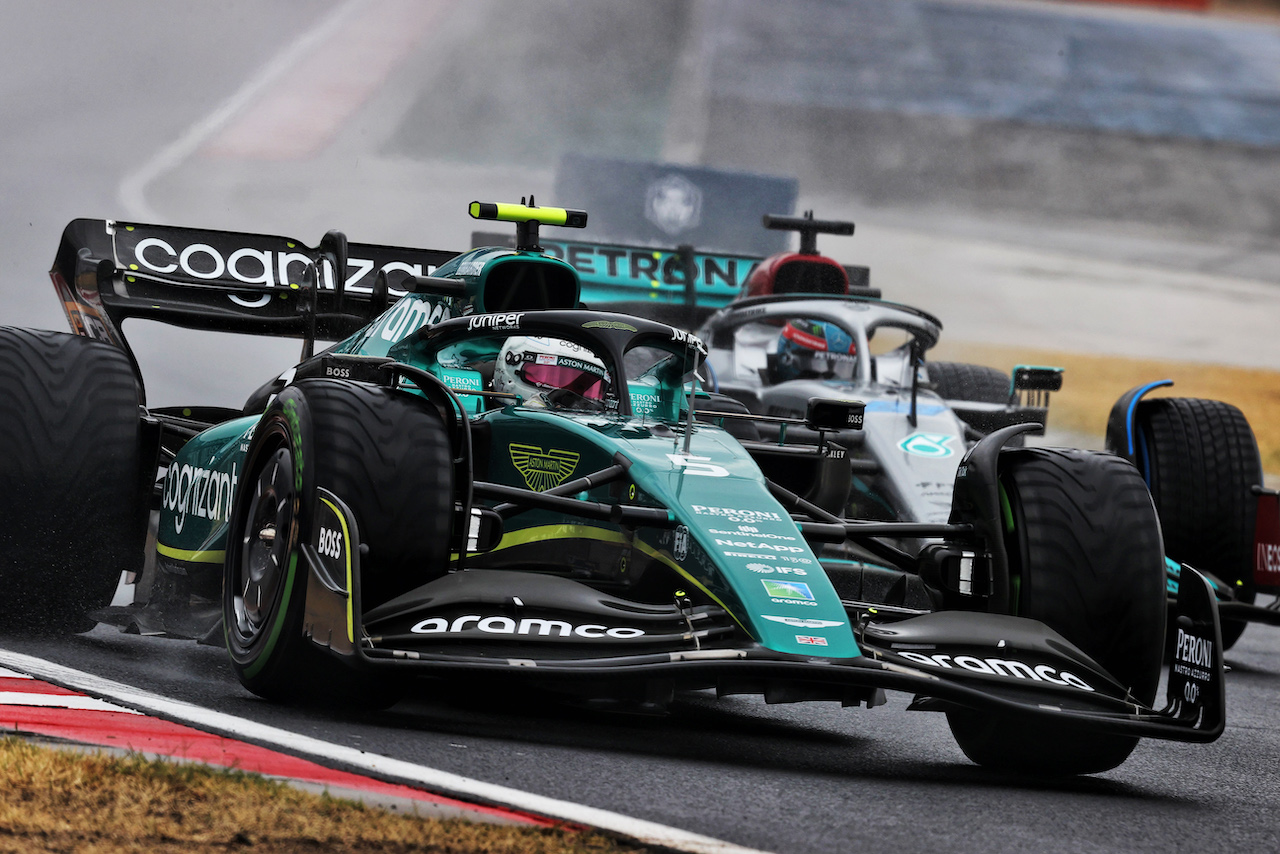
[947,448,1166,775]
[0,328,145,634]
[1134,397,1261,649]
[927,361,1011,404]
[223,379,453,705]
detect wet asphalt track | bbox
[1,621,1278,853]
[2,1,1279,851]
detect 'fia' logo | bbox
[645,174,703,236]
[510,444,580,491]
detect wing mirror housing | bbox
[805,397,865,432]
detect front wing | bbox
[301,490,1225,745]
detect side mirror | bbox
[805,397,865,432]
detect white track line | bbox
[203,0,446,160]
[0,648,773,854]
[0,691,141,714]
[117,0,365,221]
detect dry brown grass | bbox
[0,738,644,854]
[932,340,1280,475]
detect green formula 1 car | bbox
[0,200,1225,776]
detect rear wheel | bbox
[947,448,1166,775]
[1133,397,1261,649]
[0,328,145,634]
[223,379,453,705]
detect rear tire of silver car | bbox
[1133,397,1261,649]
[926,361,1011,404]
[947,448,1166,775]
[223,379,453,705]
[0,327,145,635]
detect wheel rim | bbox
[231,446,296,645]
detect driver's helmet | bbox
[494,336,611,409]
[769,319,857,384]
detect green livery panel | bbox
[156,415,259,564]
[476,408,860,658]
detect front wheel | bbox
[223,379,453,705]
[947,448,1166,775]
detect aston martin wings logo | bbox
[510,444,580,491]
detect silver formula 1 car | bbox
[692,213,1278,648]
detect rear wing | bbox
[471,231,873,324]
[52,219,459,349]
[471,230,761,317]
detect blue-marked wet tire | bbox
[1133,397,1261,649]
[223,379,452,705]
[0,328,145,634]
[947,448,1166,775]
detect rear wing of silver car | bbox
[51,218,459,351]
[470,229,764,318]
